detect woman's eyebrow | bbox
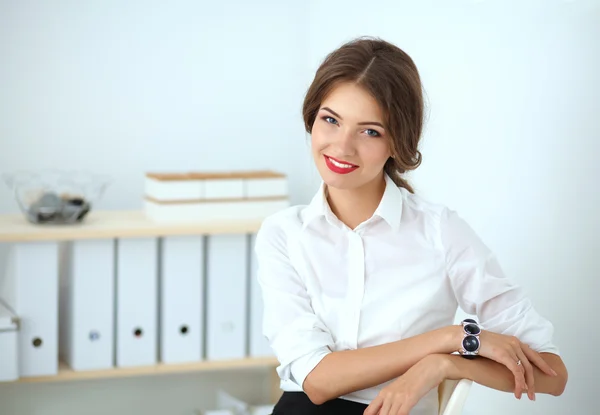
[357,120,384,128]
[321,106,384,128]
[321,106,343,119]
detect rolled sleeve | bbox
[441,208,560,355]
[255,216,334,388]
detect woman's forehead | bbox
[320,82,384,124]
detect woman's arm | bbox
[302,325,460,404]
[363,352,567,415]
[441,208,567,398]
[446,352,568,397]
[303,325,560,404]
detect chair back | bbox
[438,379,473,415]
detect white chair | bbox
[438,379,473,415]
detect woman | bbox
[255,37,568,415]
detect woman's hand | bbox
[476,330,558,400]
[363,354,449,415]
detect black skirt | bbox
[272,391,368,415]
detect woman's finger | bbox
[363,395,383,415]
[389,401,403,415]
[516,348,536,401]
[505,348,525,398]
[504,350,527,399]
[522,343,558,377]
[378,398,393,415]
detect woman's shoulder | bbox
[262,203,307,225]
[400,188,450,220]
[257,204,307,237]
[403,190,487,251]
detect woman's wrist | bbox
[441,324,464,354]
[426,354,460,381]
[444,354,474,381]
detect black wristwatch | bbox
[459,318,482,359]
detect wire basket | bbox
[2,169,112,225]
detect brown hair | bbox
[302,37,424,193]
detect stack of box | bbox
[144,170,290,222]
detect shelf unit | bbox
[17,356,279,384]
[0,210,282,404]
[0,210,265,242]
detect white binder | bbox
[160,235,204,364]
[0,301,19,381]
[116,237,158,367]
[59,240,114,371]
[249,234,272,357]
[205,235,248,360]
[1,242,59,377]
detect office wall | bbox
[0,0,314,214]
[307,1,599,414]
[0,1,307,414]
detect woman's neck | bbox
[326,174,386,230]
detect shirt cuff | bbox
[289,346,332,390]
[536,345,561,356]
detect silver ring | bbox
[516,360,522,366]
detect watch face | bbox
[462,335,480,353]
[464,323,481,336]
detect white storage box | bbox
[145,171,287,201]
[244,175,287,199]
[205,235,248,361]
[249,405,275,415]
[143,171,289,222]
[59,240,115,371]
[211,390,275,415]
[201,170,287,199]
[0,301,19,381]
[144,198,289,223]
[145,173,203,202]
[5,242,59,377]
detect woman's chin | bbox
[319,170,360,190]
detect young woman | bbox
[255,37,568,415]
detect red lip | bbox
[327,155,357,166]
[324,155,359,175]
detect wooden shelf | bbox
[15,356,279,384]
[0,210,264,242]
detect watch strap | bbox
[459,319,482,358]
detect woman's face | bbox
[311,82,391,191]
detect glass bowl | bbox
[2,170,112,225]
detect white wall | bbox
[0,0,314,214]
[1,0,598,414]
[0,1,307,414]
[308,0,599,414]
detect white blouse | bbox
[254,173,559,414]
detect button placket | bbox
[346,231,365,350]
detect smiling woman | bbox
[303,38,423,195]
[255,37,567,415]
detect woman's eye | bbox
[323,116,338,125]
[365,129,380,137]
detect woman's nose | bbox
[332,129,355,156]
